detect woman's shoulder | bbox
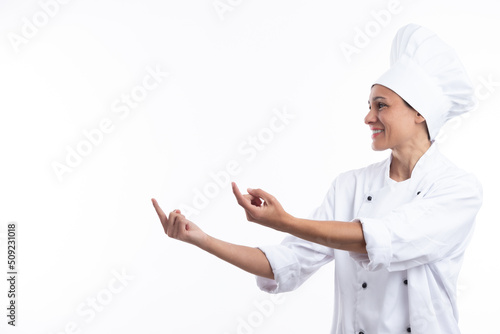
[426,148,482,192]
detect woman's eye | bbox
[378,103,387,109]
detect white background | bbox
[1,0,499,333]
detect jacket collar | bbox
[384,143,439,187]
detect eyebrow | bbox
[368,96,387,104]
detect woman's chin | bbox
[371,142,388,151]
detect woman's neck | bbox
[390,140,431,182]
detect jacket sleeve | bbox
[352,173,483,272]
[255,181,337,293]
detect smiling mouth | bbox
[371,129,384,138]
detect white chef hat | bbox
[374,23,477,141]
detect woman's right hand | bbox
[151,198,207,247]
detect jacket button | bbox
[407,327,411,332]
[367,196,372,201]
[417,191,421,195]
[404,279,408,285]
[362,282,367,289]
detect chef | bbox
[152,24,483,333]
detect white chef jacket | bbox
[256,144,482,334]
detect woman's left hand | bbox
[231,182,291,231]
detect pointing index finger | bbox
[151,198,167,220]
[231,182,244,202]
[232,182,258,214]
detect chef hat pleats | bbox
[374,24,477,141]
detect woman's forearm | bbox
[198,235,274,280]
[285,217,367,253]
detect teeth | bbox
[372,130,384,134]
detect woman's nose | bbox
[364,109,377,125]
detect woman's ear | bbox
[415,111,431,140]
[415,111,426,124]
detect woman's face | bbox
[365,84,427,151]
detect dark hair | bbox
[403,99,414,110]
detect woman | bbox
[152,24,482,333]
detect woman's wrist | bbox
[275,212,298,233]
[194,232,212,250]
